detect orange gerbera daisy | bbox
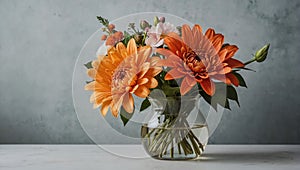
[156,24,244,96]
[85,39,162,117]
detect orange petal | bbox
[192,25,203,49]
[156,48,175,58]
[186,75,197,87]
[100,100,111,116]
[166,32,181,40]
[149,56,161,66]
[134,85,150,98]
[227,58,244,68]
[205,28,215,39]
[127,38,137,56]
[87,69,96,78]
[137,47,151,66]
[192,24,202,34]
[138,62,150,78]
[200,78,215,96]
[137,77,149,85]
[145,78,158,88]
[224,45,239,60]
[218,48,227,62]
[182,24,193,47]
[116,42,126,53]
[164,37,184,54]
[165,68,185,80]
[226,73,239,86]
[111,103,119,117]
[122,93,134,113]
[157,59,175,67]
[212,34,224,52]
[144,67,162,77]
[85,81,96,91]
[180,76,196,95]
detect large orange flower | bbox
[85,39,162,117]
[156,24,244,96]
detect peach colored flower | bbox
[85,39,162,117]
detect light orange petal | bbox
[85,81,96,90]
[155,48,175,58]
[149,56,161,66]
[137,47,151,66]
[186,75,197,87]
[165,68,185,80]
[122,93,134,113]
[111,103,119,117]
[218,48,227,62]
[182,24,193,47]
[157,59,175,67]
[127,38,137,56]
[144,67,162,77]
[145,78,158,88]
[138,62,150,78]
[134,85,150,98]
[192,25,203,49]
[100,100,111,116]
[180,76,196,95]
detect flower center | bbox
[114,69,127,80]
[181,49,209,80]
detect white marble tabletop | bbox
[0,145,299,170]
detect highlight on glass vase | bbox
[73,12,269,160]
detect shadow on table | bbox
[195,151,295,163]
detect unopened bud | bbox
[255,44,270,62]
[101,35,107,41]
[140,20,150,30]
[108,24,115,31]
[159,17,165,23]
[154,16,159,26]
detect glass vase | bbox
[141,95,209,160]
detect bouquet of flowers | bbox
[84,16,269,160]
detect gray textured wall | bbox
[0,0,299,144]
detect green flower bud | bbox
[140,20,150,30]
[255,44,270,62]
[154,16,159,26]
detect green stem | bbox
[244,57,256,66]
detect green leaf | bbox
[96,16,109,27]
[85,80,94,84]
[120,107,134,126]
[84,61,93,69]
[232,72,247,88]
[122,31,133,46]
[199,83,233,111]
[227,85,240,107]
[140,98,151,112]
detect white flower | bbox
[145,22,178,47]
